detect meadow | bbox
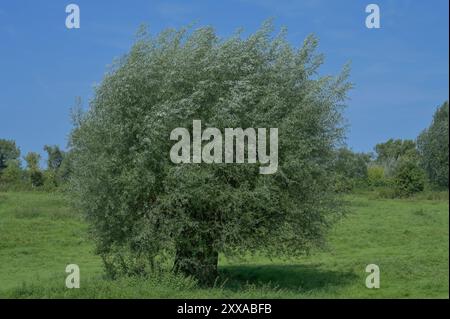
[0,191,448,298]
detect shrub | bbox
[29,170,44,187]
[332,148,370,191]
[332,175,355,193]
[0,160,22,186]
[42,170,58,191]
[393,160,426,197]
[367,165,387,187]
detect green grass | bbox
[0,191,448,298]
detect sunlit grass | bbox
[0,191,448,298]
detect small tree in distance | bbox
[374,138,417,177]
[70,22,352,285]
[24,152,43,187]
[0,139,20,173]
[44,145,65,171]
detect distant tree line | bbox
[0,101,448,198]
[333,101,449,197]
[0,142,72,191]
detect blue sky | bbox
[0,0,448,165]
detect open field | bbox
[0,191,448,298]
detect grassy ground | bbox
[0,191,448,298]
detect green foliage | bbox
[374,139,418,178]
[29,170,44,187]
[42,170,58,191]
[0,139,20,172]
[56,150,73,185]
[43,145,70,188]
[0,160,23,190]
[417,101,449,188]
[375,139,417,163]
[24,152,40,171]
[0,142,70,192]
[333,148,370,179]
[332,148,370,192]
[331,176,354,193]
[24,152,44,187]
[393,160,426,197]
[44,145,65,171]
[374,186,399,199]
[367,165,387,187]
[69,22,351,284]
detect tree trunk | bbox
[173,231,218,286]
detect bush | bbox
[29,170,44,187]
[374,186,399,199]
[0,160,22,185]
[367,165,388,187]
[332,175,355,193]
[331,148,370,191]
[393,160,426,197]
[42,170,58,191]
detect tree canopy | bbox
[374,139,416,163]
[0,139,20,172]
[69,22,352,284]
[417,101,449,188]
[44,145,65,171]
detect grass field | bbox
[0,191,448,298]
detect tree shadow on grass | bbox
[218,264,357,293]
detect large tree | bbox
[70,23,351,284]
[417,101,449,188]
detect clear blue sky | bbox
[0,0,448,164]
